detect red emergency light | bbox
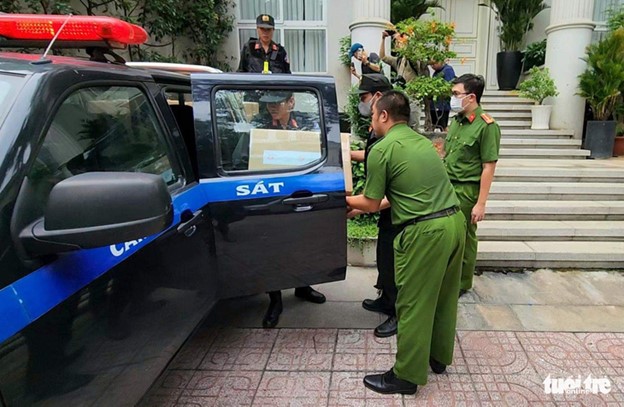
[0,14,148,48]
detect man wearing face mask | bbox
[443,74,501,298]
[349,74,398,338]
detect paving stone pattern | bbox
[141,329,624,406]
[140,268,624,406]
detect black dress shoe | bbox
[294,286,326,304]
[374,315,397,338]
[362,297,393,315]
[429,357,447,374]
[459,289,468,298]
[363,369,418,395]
[262,293,283,328]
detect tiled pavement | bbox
[140,269,624,406]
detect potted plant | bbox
[614,101,624,156]
[607,5,624,157]
[518,66,558,129]
[480,0,548,90]
[577,28,624,159]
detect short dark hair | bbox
[374,90,410,123]
[452,74,485,103]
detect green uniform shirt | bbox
[443,106,501,182]
[364,123,459,226]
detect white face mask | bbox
[450,95,465,113]
[358,98,374,117]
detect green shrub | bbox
[518,66,558,105]
[607,4,624,32]
[523,39,546,72]
[347,219,378,246]
[339,35,352,68]
[0,0,235,68]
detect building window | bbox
[237,0,327,73]
[592,0,623,42]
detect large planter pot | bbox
[530,105,552,130]
[584,120,617,159]
[347,238,376,266]
[496,51,523,90]
[614,136,624,157]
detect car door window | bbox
[214,89,324,173]
[27,85,178,215]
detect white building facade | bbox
[221,0,622,133]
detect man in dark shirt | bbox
[348,74,398,338]
[430,60,456,130]
[238,14,291,74]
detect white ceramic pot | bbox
[530,105,552,130]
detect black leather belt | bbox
[451,180,480,185]
[398,206,459,231]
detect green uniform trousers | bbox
[452,182,480,291]
[392,211,466,385]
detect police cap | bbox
[259,91,293,103]
[256,14,275,28]
[357,74,392,95]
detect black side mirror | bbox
[19,172,173,255]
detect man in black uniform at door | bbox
[349,74,398,338]
[238,14,291,74]
[238,20,325,327]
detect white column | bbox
[545,0,595,138]
[349,0,392,84]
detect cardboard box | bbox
[248,128,322,171]
[341,132,353,195]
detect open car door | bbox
[191,73,347,298]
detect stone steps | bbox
[486,200,624,220]
[494,167,624,183]
[499,148,590,159]
[479,93,622,269]
[480,96,533,104]
[488,182,624,201]
[500,139,582,149]
[482,104,532,112]
[477,241,624,269]
[488,111,532,119]
[500,129,574,138]
[477,220,624,241]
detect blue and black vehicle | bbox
[0,14,347,406]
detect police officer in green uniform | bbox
[347,90,466,394]
[237,14,291,74]
[444,74,501,297]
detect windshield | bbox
[0,73,25,126]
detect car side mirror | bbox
[19,172,173,256]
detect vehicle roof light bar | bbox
[0,14,148,49]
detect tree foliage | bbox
[394,17,456,131]
[390,0,442,24]
[0,0,235,69]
